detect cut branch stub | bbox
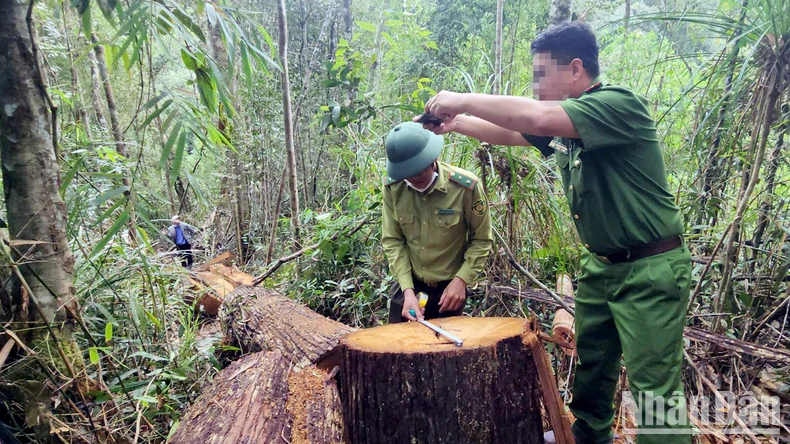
[338,317,545,443]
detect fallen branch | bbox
[0,338,15,368]
[252,217,370,286]
[492,227,575,315]
[683,349,760,444]
[749,285,790,340]
[683,327,790,364]
[489,284,790,365]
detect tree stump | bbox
[339,317,545,443]
[222,286,355,369]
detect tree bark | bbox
[170,350,293,443]
[221,286,355,370]
[339,317,545,443]
[171,350,346,444]
[277,0,302,249]
[0,3,86,441]
[0,0,76,324]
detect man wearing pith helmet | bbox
[381,121,493,323]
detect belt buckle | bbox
[425,282,439,288]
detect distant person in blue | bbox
[167,215,197,268]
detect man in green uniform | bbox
[382,121,493,323]
[418,22,692,444]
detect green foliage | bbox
[8,0,789,440]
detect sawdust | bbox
[287,366,328,444]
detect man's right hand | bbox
[401,288,425,321]
[414,115,458,136]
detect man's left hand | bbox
[439,277,467,313]
[425,91,466,121]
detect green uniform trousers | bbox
[570,245,692,444]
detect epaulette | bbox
[448,171,477,190]
[384,176,401,187]
[584,81,603,94]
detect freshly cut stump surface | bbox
[339,317,544,444]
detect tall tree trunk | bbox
[624,0,631,29]
[1,0,76,324]
[267,165,289,263]
[549,0,572,26]
[343,0,352,39]
[505,0,523,95]
[64,9,92,142]
[85,37,107,131]
[0,2,85,439]
[277,0,302,249]
[91,33,130,189]
[751,105,787,257]
[209,7,250,261]
[493,0,504,95]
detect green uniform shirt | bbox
[523,82,683,255]
[382,162,494,290]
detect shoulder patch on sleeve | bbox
[448,171,477,190]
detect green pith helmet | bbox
[385,122,443,181]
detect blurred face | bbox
[405,162,437,189]
[532,52,577,101]
[173,219,181,226]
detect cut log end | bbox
[287,366,345,444]
[341,316,527,353]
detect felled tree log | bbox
[171,351,346,444]
[339,317,547,443]
[187,252,254,315]
[222,286,355,369]
[170,351,292,443]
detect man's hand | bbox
[401,288,424,321]
[439,277,467,313]
[413,114,458,135]
[424,91,467,121]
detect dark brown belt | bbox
[596,236,682,264]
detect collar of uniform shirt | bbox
[405,172,438,192]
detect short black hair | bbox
[530,21,600,78]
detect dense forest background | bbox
[0,0,788,441]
